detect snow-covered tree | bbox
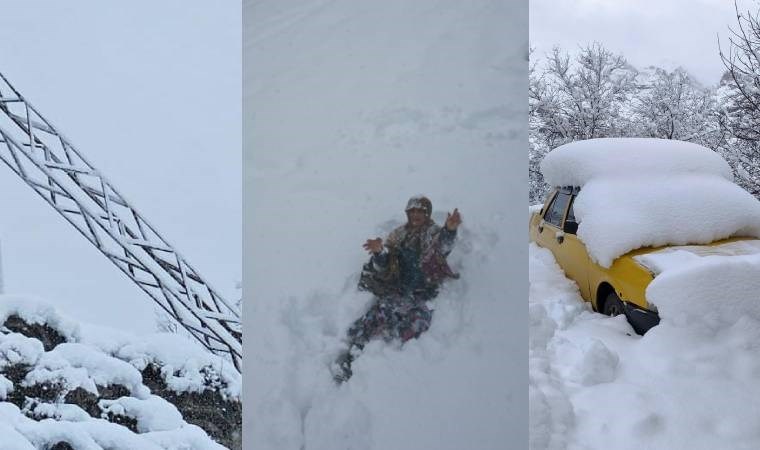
[529,44,637,203]
[531,43,637,149]
[718,1,760,194]
[529,47,550,203]
[631,66,721,148]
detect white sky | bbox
[530,0,754,85]
[0,2,241,333]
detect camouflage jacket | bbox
[364,220,458,299]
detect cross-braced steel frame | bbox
[0,72,241,371]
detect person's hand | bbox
[363,238,383,254]
[445,208,462,231]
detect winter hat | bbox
[405,196,432,217]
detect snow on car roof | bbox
[574,174,760,267]
[541,138,733,188]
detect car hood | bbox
[632,237,760,276]
[634,237,760,331]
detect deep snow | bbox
[530,242,760,449]
[246,0,527,448]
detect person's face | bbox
[406,208,427,228]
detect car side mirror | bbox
[564,220,578,234]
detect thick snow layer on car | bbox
[573,174,760,267]
[541,138,733,188]
[646,253,760,331]
[635,239,760,275]
[530,243,760,450]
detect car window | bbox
[542,191,558,219]
[545,192,571,227]
[565,197,578,234]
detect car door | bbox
[552,193,591,300]
[535,189,570,254]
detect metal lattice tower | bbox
[0,72,241,371]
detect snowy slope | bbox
[530,243,760,450]
[245,0,527,448]
[0,296,241,450]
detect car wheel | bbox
[603,292,625,317]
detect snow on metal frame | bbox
[0,72,241,371]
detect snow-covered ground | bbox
[0,296,241,449]
[530,242,760,449]
[246,0,527,448]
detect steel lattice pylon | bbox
[0,72,241,371]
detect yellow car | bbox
[529,186,758,334]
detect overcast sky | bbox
[531,0,755,85]
[0,2,241,333]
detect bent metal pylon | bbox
[0,72,242,372]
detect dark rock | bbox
[141,364,242,449]
[64,387,100,417]
[3,315,67,351]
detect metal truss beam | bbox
[0,72,241,372]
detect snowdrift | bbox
[0,296,241,450]
[530,243,760,450]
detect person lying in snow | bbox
[332,195,461,383]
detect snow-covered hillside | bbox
[530,243,760,450]
[0,296,241,449]
[246,0,527,448]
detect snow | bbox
[634,239,760,275]
[108,333,241,399]
[530,242,760,449]
[536,137,760,267]
[645,252,760,332]
[0,334,44,369]
[26,343,150,399]
[0,296,81,343]
[247,0,526,448]
[0,295,238,449]
[540,138,733,188]
[99,396,184,433]
[574,174,760,266]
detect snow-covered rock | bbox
[0,296,241,449]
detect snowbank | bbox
[540,138,733,188]
[574,174,760,267]
[0,295,240,449]
[530,242,760,450]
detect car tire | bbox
[603,292,625,317]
